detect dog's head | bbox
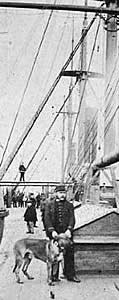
[56,233,72,255]
[47,239,63,263]
[51,233,72,262]
[47,234,72,264]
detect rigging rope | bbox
[0,3,56,167]
[5,15,42,88]
[0,12,97,181]
[12,79,79,191]
[67,116,95,180]
[64,15,101,178]
[67,115,98,181]
[26,13,98,171]
[22,133,57,192]
[26,79,79,170]
[28,135,57,180]
[44,14,69,91]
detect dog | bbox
[13,234,71,285]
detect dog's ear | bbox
[53,236,59,242]
[53,240,58,247]
[57,236,73,249]
[57,233,66,240]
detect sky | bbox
[0,0,105,188]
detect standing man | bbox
[24,197,37,234]
[44,184,81,282]
[19,162,26,182]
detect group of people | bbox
[24,184,81,283]
[18,161,81,282]
[4,189,25,208]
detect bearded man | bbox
[44,184,81,283]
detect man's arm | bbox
[44,201,55,234]
[67,202,75,232]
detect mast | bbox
[78,0,88,166]
[0,14,93,181]
[93,0,119,171]
[61,101,65,183]
[105,1,117,85]
[67,18,74,176]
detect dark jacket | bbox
[44,198,75,237]
[19,164,26,173]
[24,205,37,222]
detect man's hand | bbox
[52,231,58,239]
[65,229,71,239]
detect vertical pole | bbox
[106,1,117,86]
[67,18,74,176]
[78,0,87,165]
[0,10,8,209]
[0,186,4,209]
[105,1,118,155]
[61,102,65,183]
[42,186,44,193]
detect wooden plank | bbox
[74,236,119,244]
[74,243,119,274]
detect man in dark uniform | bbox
[44,184,81,282]
[19,162,26,182]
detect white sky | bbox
[0,0,105,185]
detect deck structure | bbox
[74,204,119,274]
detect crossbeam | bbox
[61,70,103,78]
[0,2,119,16]
[0,181,72,186]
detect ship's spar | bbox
[0,8,97,182]
[0,0,119,251]
[0,0,119,183]
[0,1,118,16]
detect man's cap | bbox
[55,185,66,192]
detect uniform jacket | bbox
[45,198,75,236]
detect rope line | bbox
[64,16,101,177]
[0,12,97,181]
[0,3,55,167]
[26,79,79,170]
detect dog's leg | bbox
[61,256,64,273]
[47,260,54,286]
[60,257,65,279]
[13,257,24,284]
[22,252,34,280]
[52,262,60,282]
[13,260,17,273]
